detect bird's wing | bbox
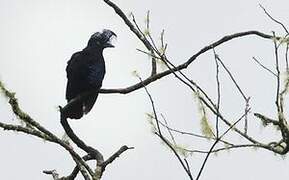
[65,51,88,101]
[82,58,105,114]
[65,51,105,118]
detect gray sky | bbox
[1,0,289,179]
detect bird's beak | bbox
[103,42,115,48]
[103,34,117,48]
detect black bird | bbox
[64,29,116,119]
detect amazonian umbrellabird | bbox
[64,29,116,119]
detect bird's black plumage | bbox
[64,29,116,119]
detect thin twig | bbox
[110,1,157,76]
[244,97,250,134]
[213,49,221,138]
[160,55,218,116]
[184,158,193,179]
[156,133,194,180]
[285,43,289,73]
[215,54,247,101]
[252,56,277,77]
[214,52,252,134]
[160,30,166,55]
[138,76,193,180]
[43,170,61,180]
[195,108,250,180]
[254,113,280,126]
[137,76,162,135]
[186,144,263,154]
[100,145,134,169]
[273,32,281,113]
[195,140,218,180]
[259,4,289,34]
[219,108,251,139]
[155,116,234,146]
[161,114,177,145]
[136,48,160,59]
[195,49,223,180]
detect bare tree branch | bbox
[0,80,94,178]
[2,1,289,180]
[138,76,194,180]
[254,113,280,126]
[213,49,221,138]
[285,43,289,73]
[259,4,289,34]
[99,145,134,173]
[252,56,277,77]
[215,53,248,101]
[186,144,264,154]
[99,31,276,95]
[0,121,52,141]
[43,170,62,180]
[195,108,250,180]
[60,112,104,163]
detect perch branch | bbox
[99,30,277,95]
[60,112,104,163]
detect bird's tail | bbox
[83,93,99,114]
[62,102,84,120]
[62,93,98,120]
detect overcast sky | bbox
[1,0,289,179]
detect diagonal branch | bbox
[213,49,221,138]
[138,76,194,180]
[0,121,52,141]
[99,145,134,175]
[215,53,248,101]
[252,56,277,77]
[0,80,94,178]
[103,0,157,76]
[259,4,289,34]
[254,113,280,126]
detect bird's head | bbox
[87,29,117,49]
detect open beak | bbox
[103,42,115,48]
[103,34,117,48]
